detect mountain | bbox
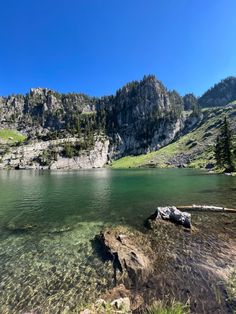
[112,106,236,169]
[198,76,236,108]
[183,93,198,111]
[102,75,193,159]
[0,75,235,170]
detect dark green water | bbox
[0,169,236,313]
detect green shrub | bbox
[63,143,74,158]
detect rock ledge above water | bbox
[147,206,191,229]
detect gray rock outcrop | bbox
[0,136,109,170]
[148,206,191,228]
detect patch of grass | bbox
[0,129,26,143]
[145,300,189,314]
[112,153,157,168]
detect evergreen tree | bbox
[215,136,224,168]
[215,117,235,171]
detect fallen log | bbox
[176,205,236,213]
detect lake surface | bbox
[0,169,236,313]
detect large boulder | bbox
[96,229,152,286]
[148,206,191,228]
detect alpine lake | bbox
[0,168,236,313]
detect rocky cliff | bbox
[103,76,197,159]
[1,74,234,170]
[0,136,109,170]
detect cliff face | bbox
[0,136,109,170]
[0,75,203,169]
[103,76,197,159]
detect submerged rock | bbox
[6,223,35,233]
[80,295,131,314]
[103,284,144,311]
[110,297,131,312]
[147,206,191,228]
[48,225,73,234]
[96,229,152,286]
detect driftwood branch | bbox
[176,205,236,213]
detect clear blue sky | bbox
[0,0,236,97]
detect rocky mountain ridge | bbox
[0,75,235,169]
[198,76,236,108]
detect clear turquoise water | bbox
[0,169,236,313]
[1,168,236,229]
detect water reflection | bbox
[0,169,236,230]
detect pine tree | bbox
[215,135,223,168]
[215,117,235,172]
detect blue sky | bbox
[0,0,236,97]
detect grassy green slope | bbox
[0,129,26,144]
[112,107,236,169]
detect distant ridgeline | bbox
[198,77,236,108]
[0,75,236,169]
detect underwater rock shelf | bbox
[177,204,236,213]
[97,229,152,286]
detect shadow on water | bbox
[91,234,112,263]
